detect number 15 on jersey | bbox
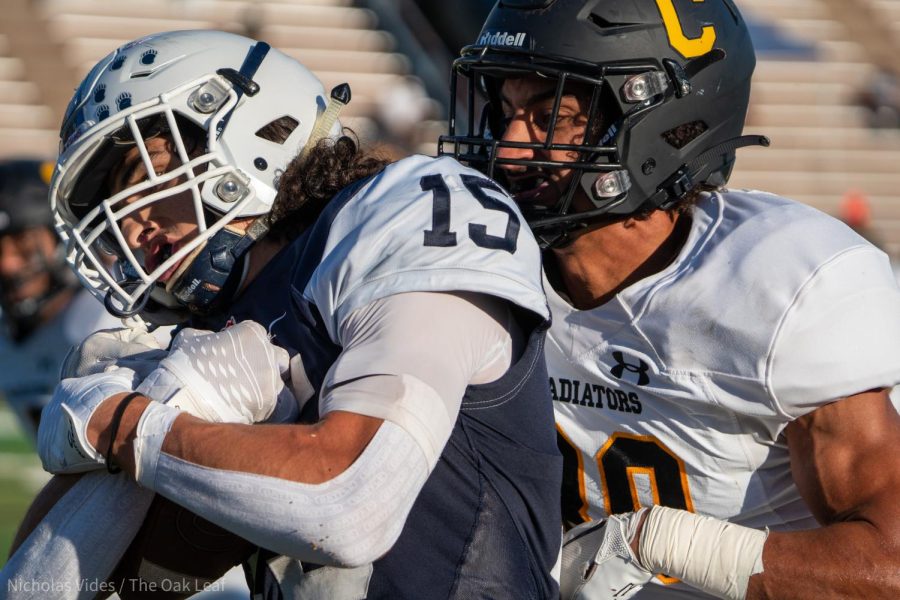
[420,173,521,254]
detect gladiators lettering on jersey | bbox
[549,349,652,413]
[549,377,643,414]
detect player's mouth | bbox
[145,238,186,283]
[506,172,557,206]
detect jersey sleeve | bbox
[302,155,548,343]
[319,291,518,468]
[769,245,900,418]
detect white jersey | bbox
[548,190,900,598]
[0,289,121,437]
[303,154,549,337]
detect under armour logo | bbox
[610,351,650,386]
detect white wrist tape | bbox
[133,401,182,485]
[639,506,768,600]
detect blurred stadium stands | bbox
[0,0,898,256]
[732,0,900,258]
[0,0,445,157]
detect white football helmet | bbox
[51,30,340,323]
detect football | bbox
[108,494,257,599]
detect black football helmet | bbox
[0,159,76,341]
[439,0,769,246]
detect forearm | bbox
[91,394,381,482]
[640,391,900,600]
[628,505,900,600]
[748,522,900,599]
[753,389,900,599]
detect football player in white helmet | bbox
[0,158,122,438]
[442,1,900,599]
[10,29,562,599]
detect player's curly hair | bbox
[266,132,391,242]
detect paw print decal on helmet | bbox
[140,49,158,65]
[116,92,132,111]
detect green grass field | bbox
[0,402,49,567]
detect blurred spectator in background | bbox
[839,189,885,248]
[375,74,439,151]
[0,158,121,438]
[857,67,900,129]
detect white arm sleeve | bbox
[321,291,521,468]
[136,405,427,567]
[2,473,154,600]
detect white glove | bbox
[560,511,655,600]
[60,325,168,380]
[37,368,140,474]
[137,320,297,424]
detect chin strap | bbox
[297,83,351,163]
[169,218,270,315]
[651,134,770,210]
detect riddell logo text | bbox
[479,31,527,47]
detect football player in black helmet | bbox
[0,159,75,341]
[443,2,900,599]
[0,159,120,436]
[441,0,768,248]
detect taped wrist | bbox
[638,506,767,600]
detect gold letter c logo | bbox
[655,0,716,59]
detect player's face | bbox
[109,135,202,284]
[497,75,593,210]
[0,226,56,304]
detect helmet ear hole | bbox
[661,121,709,150]
[255,116,299,144]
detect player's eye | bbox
[532,110,556,132]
